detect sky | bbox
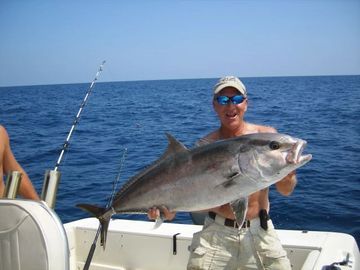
[0,0,359,87]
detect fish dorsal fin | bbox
[113,133,188,202]
[162,133,189,158]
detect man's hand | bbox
[147,206,176,221]
[276,171,297,196]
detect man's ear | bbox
[244,99,248,112]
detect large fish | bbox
[78,132,312,248]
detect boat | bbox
[2,65,358,269]
[0,198,358,270]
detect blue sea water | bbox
[1,75,359,246]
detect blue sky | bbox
[0,0,359,86]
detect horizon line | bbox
[1,73,359,88]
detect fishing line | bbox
[83,148,128,270]
[107,148,128,207]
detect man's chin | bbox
[223,120,241,130]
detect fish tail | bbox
[77,203,111,249]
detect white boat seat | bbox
[301,249,321,270]
[0,199,69,270]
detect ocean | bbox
[1,75,359,245]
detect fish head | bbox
[236,133,312,186]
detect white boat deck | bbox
[64,218,359,270]
[0,199,358,270]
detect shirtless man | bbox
[149,76,295,269]
[0,125,39,200]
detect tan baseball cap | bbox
[213,76,247,97]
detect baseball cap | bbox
[213,76,247,97]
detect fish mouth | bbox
[286,140,312,165]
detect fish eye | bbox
[269,141,280,150]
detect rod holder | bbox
[3,171,22,199]
[41,170,61,209]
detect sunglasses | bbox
[216,95,245,105]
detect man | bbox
[149,76,296,269]
[0,125,39,200]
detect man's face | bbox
[213,87,248,129]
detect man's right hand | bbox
[147,206,176,221]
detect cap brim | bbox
[213,82,247,96]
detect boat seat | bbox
[301,249,321,270]
[0,199,69,270]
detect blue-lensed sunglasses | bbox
[216,95,245,105]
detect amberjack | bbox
[78,132,312,248]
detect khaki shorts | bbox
[187,216,291,270]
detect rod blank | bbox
[54,60,106,171]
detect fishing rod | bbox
[41,61,106,208]
[83,148,127,270]
[55,60,106,171]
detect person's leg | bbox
[187,217,240,270]
[249,219,291,270]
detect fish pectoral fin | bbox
[153,215,164,229]
[220,179,237,188]
[217,172,240,188]
[230,198,248,227]
[228,171,240,179]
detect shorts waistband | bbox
[208,212,250,229]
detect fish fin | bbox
[114,133,189,200]
[220,179,237,188]
[230,198,248,227]
[100,218,111,250]
[77,203,112,249]
[153,215,164,229]
[164,133,189,157]
[77,203,106,216]
[217,171,240,188]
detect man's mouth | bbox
[225,111,237,118]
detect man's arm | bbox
[276,171,297,196]
[1,126,40,200]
